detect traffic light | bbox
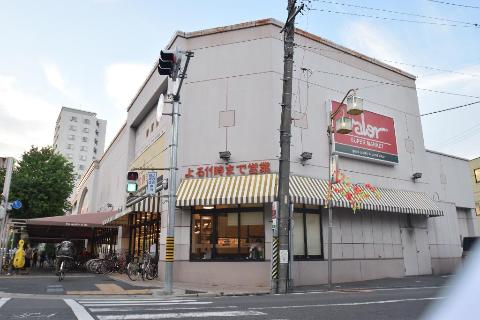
[158,49,181,79]
[126,171,138,193]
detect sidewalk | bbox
[108,273,271,296]
[110,273,452,297]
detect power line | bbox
[379,59,480,78]
[314,8,480,28]
[426,0,480,9]
[420,100,480,116]
[294,42,480,78]
[300,66,480,99]
[316,0,479,26]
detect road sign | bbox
[11,200,22,210]
[146,172,157,195]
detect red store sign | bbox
[331,101,398,165]
[184,161,271,179]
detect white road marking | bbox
[97,310,266,319]
[82,302,212,307]
[64,299,95,320]
[301,285,446,294]
[89,306,238,313]
[78,299,191,302]
[249,297,444,310]
[80,299,197,304]
[0,298,11,308]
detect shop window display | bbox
[191,206,265,261]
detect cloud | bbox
[341,21,408,69]
[0,74,58,158]
[42,62,67,94]
[105,63,151,109]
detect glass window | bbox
[79,155,87,161]
[80,146,87,151]
[151,123,154,131]
[71,116,77,122]
[84,119,90,124]
[191,206,265,261]
[69,125,77,131]
[293,205,323,260]
[68,135,75,140]
[475,168,480,183]
[67,153,73,159]
[82,136,88,142]
[79,165,85,170]
[146,129,149,138]
[83,127,89,133]
[66,144,74,150]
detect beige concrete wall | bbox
[470,157,480,214]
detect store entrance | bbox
[128,211,160,259]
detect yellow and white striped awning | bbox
[176,174,443,216]
[176,174,277,207]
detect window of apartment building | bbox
[293,204,323,260]
[71,116,77,122]
[80,146,87,151]
[190,205,265,261]
[83,127,89,133]
[95,129,99,136]
[66,144,74,150]
[79,155,87,161]
[79,165,85,170]
[66,153,73,159]
[151,122,154,132]
[82,136,88,142]
[146,129,149,138]
[67,134,75,140]
[93,147,97,154]
[69,125,77,131]
[84,119,90,124]
[475,168,480,183]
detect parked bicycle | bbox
[126,252,157,281]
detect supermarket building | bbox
[70,19,478,287]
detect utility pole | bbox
[276,0,304,294]
[0,157,14,263]
[163,50,193,295]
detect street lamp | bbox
[327,89,363,290]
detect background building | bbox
[53,107,107,181]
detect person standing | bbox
[25,245,33,273]
[32,249,38,269]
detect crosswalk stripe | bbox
[89,306,238,313]
[64,299,95,320]
[80,300,197,304]
[78,299,193,303]
[83,302,212,307]
[0,298,11,308]
[97,310,267,319]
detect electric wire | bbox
[294,42,480,80]
[421,100,480,116]
[297,66,480,99]
[315,0,479,26]
[314,8,480,28]
[426,0,480,9]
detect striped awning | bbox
[176,174,277,207]
[176,174,443,216]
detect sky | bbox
[1,0,479,160]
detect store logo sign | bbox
[331,101,398,165]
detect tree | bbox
[6,146,75,219]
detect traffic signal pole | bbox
[164,50,193,295]
[276,0,303,294]
[0,157,14,267]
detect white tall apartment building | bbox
[53,107,107,180]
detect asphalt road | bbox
[0,285,444,320]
